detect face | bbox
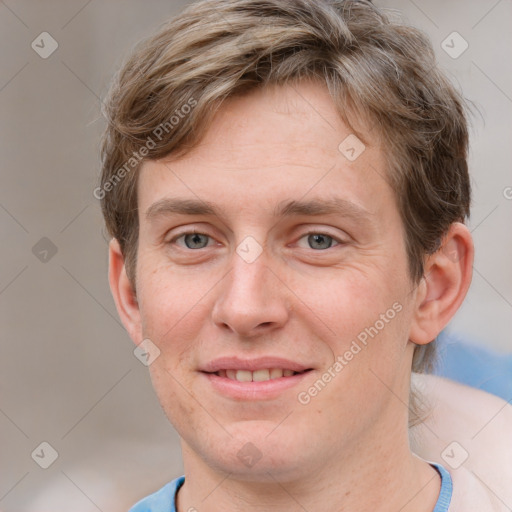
[131,81,421,482]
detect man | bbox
[99,0,511,510]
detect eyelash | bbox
[168,230,345,251]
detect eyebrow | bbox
[145,197,374,225]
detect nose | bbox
[211,247,290,338]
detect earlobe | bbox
[409,222,474,345]
[108,238,142,345]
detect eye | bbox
[172,232,213,249]
[297,232,342,250]
[168,230,344,251]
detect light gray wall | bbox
[1,0,510,510]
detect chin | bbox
[213,454,309,483]
[202,426,313,483]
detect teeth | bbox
[270,368,284,379]
[253,369,270,381]
[235,370,252,382]
[218,368,299,381]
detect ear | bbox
[409,222,474,345]
[108,238,142,345]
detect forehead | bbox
[138,81,394,223]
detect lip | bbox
[199,356,314,401]
[200,356,312,373]
[201,370,313,401]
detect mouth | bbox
[199,357,314,400]
[208,368,310,382]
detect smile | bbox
[214,368,303,381]
[201,368,313,400]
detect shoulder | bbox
[411,374,512,511]
[128,476,184,512]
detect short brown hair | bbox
[99,0,471,421]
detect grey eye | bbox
[182,233,210,249]
[307,233,335,250]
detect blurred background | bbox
[1,0,511,510]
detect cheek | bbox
[137,259,213,343]
[302,265,404,335]
[148,361,201,436]
[299,264,413,382]
[307,280,412,431]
